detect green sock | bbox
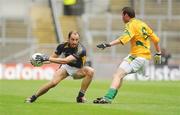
[104,88,118,100]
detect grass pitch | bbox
[0,80,180,115]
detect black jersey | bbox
[54,42,86,68]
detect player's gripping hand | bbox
[34,54,49,63]
[40,54,49,62]
[30,53,49,67]
[97,43,111,49]
[154,53,161,64]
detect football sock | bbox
[28,95,37,102]
[77,91,85,97]
[32,95,37,100]
[104,88,118,100]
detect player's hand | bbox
[41,54,49,62]
[154,53,161,64]
[97,43,111,49]
[36,54,49,63]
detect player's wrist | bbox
[156,52,161,55]
[105,43,111,47]
[48,57,52,62]
[42,54,49,61]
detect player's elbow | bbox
[153,39,160,44]
[63,56,76,64]
[150,33,160,44]
[153,41,160,46]
[61,58,71,64]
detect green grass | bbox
[0,80,180,115]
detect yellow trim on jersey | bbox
[82,56,86,65]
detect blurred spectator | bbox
[63,0,77,15]
[161,48,171,66]
[155,48,171,68]
[63,0,84,16]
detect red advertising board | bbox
[0,63,59,80]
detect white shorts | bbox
[61,64,80,78]
[119,55,149,76]
[61,64,83,79]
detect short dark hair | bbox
[122,7,135,18]
[68,31,80,39]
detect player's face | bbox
[122,13,129,23]
[69,33,79,48]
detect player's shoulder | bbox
[136,19,149,26]
[78,43,85,48]
[126,18,138,28]
[131,18,144,25]
[132,18,151,28]
[58,41,68,47]
[138,19,153,30]
[56,41,68,49]
[78,43,86,53]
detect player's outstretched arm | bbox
[150,33,161,64]
[49,55,76,64]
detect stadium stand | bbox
[172,0,180,15]
[0,0,180,64]
[0,42,31,63]
[0,0,32,62]
[5,19,28,38]
[60,16,80,40]
[30,5,57,44]
[162,19,180,31]
[0,23,2,37]
[0,18,31,62]
[134,0,168,15]
[109,0,131,13]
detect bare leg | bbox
[35,68,68,97]
[93,68,126,104]
[25,67,68,103]
[110,68,126,89]
[75,66,94,92]
[80,67,94,92]
[75,66,94,102]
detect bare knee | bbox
[113,69,126,79]
[88,68,94,77]
[85,67,94,78]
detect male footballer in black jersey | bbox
[25,31,94,103]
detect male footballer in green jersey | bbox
[93,7,161,104]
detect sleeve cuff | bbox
[119,39,124,45]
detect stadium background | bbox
[0,0,180,115]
